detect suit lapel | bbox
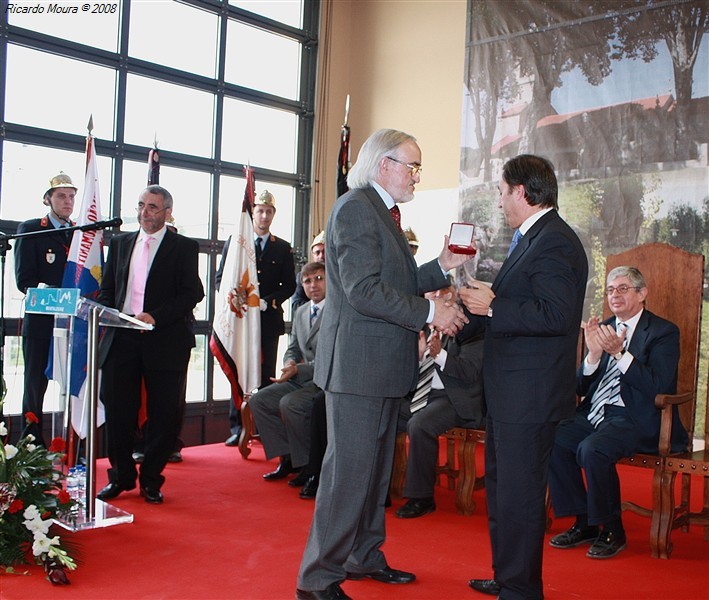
[493,210,557,291]
[364,188,416,272]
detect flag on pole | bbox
[337,94,351,198]
[209,165,261,408]
[48,121,105,437]
[148,141,160,185]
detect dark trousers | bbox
[486,417,557,600]
[548,407,641,528]
[302,391,327,477]
[20,335,51,446]
[402,389,469,499]
[101,330,187,490]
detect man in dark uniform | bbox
[219,190,296,446]
[14,172,77,445]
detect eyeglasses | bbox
[136,202,168,215]
[385,156,422,177]
[605,285,640,296]
[302,275,324,285]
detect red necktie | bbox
[389,205,402,233]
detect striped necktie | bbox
[587,322,628,427]
[410,350,435,413]
[310,305,319,327]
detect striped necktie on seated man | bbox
[587,322,628,427]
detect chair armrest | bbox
[655,391,693,456]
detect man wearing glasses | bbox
[547,265,686,559]
[96,185,204,504]
[296,129,469,600]
[249,261,326,483]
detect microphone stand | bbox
[0,218,120,418]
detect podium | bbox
[25,289,153,531]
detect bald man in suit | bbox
[96,185,204,504]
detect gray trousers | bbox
[248,380,319,468]
[297,392,399,591]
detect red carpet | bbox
[2,442,707,599]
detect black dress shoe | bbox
[586,530,626,559]
[346,566,415,584]
[140,487,164,504]
[296,582,351,600]
[468,578,501,596]
[395,497,436,519]
[263,456,297,481]
[299,476,319,499]
[167,450,183,463]
[549,524,600,548]
[225,432,241,446]
[288,470,311,487]
[97,482,135,501]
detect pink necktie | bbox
[130,236,153,315]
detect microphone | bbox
[79,217,123,232]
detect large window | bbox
[0,1,319,423]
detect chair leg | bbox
[390,432,407,497]
[238,400,253,459]
[653,468,676,559]
[455,437,477,516]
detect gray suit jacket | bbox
[314,186,450,398]
[285,302,324,385]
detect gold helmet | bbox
[403,227,419,247]
[311,230,325,248]
[255,190,276,208]
[45,172,77,197]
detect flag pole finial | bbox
[87,114,94,135]
[344,94,350,127]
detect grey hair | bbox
[143,184,174,209]
[607,266,646,289]
[347,129,417,189]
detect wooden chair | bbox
[238,397,256,459]
[654,364,709,557]
[602,243,705,558]
[391,427,486,516]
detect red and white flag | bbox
[209,166,261,407]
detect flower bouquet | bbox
[0,409,79,584]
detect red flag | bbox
[209,166,261,407]
[148,146,160,185]
[337,124,350,198]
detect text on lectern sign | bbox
[25,288,81,315]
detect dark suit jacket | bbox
[257,234,297,337]
[314,186,450,398]
[577,310,688,453]
[97,229,205,369]
[14,216,70,338]
[437,335,485,427]
[461,210,588,423]
[217,234,296,338]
